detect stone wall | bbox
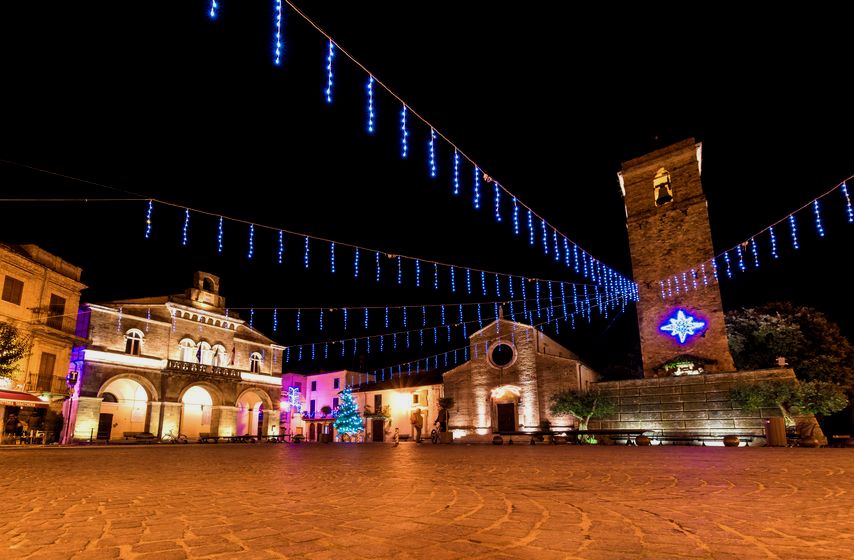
[588,369,797,436]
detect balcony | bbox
[164,359,243,380]
[25,376,70,396]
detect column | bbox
[262,409,278,437]
[153,402,183,437]
[70,396,103,441]
[210,405,238,437]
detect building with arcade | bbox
[64,271,284,442]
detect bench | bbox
[198,432,219,443]
[650,432,760,447]
[499,429,654,446]
[122,431,157,442]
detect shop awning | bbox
[0,390,50,408]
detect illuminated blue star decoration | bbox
[660,310,706,344]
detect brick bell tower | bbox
[620,139,735,377]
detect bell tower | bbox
[620,139,734,377]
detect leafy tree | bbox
[729,379,848,425]
[332,387,362,436]
[549,390,615,431]
[726,303,854,389]
[0,322,31,380]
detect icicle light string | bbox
[0,158,637,302]
[360,294,623,381]
[259,3,634,292]
[273,291,606,357]
[653,172,854,300]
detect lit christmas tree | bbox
[333,386,363,437]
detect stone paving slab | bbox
[1,444,853,559]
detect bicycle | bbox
[430,421,443,444]
[161,428,188,444]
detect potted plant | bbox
[320,405,332,418]
[539,419,552,443]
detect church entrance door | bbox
[496,403,515,433]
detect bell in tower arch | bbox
[653,168,673,207]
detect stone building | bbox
[442,318,598,442]
[64,271,283,442]
[0,243,86,440]
[619,139,735,376]
[352,371,443,443]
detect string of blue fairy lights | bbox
[228,1,636,299]
[655,174,854,300]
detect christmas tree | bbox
[333,386,363,436]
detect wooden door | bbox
[96,413,113,441]
[372,419,385,442]
[496,403,515,433]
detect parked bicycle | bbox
[430,421,445,444]
[161,428,188,444]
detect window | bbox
[653,168,673,207]
[198,341,212,365]
[374,394,382,410]
[37,352,56,391]
[311,380,317,392]
[333,377,340,389]
[125,329,144,355]
[249,352,262,373]
[47,294,66,330]
[212,344,227,367]
[489,342,516,368]
[412,393,419,404]
[294,382,302,392]
[179,338,197,362]
[332,397,339,410]
[309,400,316,415]
[2,276,24,305]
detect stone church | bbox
[442,317,598,442]
[64,272,284,442]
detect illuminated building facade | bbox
[619,139,735,376]
[442,318,598,442]
[0,243,86,440]
[64,271,283,442]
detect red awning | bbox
[0,390,50,408]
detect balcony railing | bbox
[25,376,70,395]
[164,359,243,379]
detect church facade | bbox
[64,272,284,442]
[442,318,598,442]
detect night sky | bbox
[2,2,853,376]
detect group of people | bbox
[3,414,26,444]
[408,408,448,443]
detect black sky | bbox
[2,2,853,375]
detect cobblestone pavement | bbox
[1,443,852,560]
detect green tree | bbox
[0,322,32,381]
[549,389,615,431]
[729,379,848,425]
[726,303,854,388]
[333,387,362,436]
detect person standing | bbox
[410,409,423,443]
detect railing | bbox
[34,313,77,335]
[25,376,70,395]
[164,359,243,379]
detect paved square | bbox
[1,443,852,559]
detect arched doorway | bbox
[98,377,151,440]
[236,389,274,437]
[180,386,213,439]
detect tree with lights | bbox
[333,386,363,439]
[0,322,31,381]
